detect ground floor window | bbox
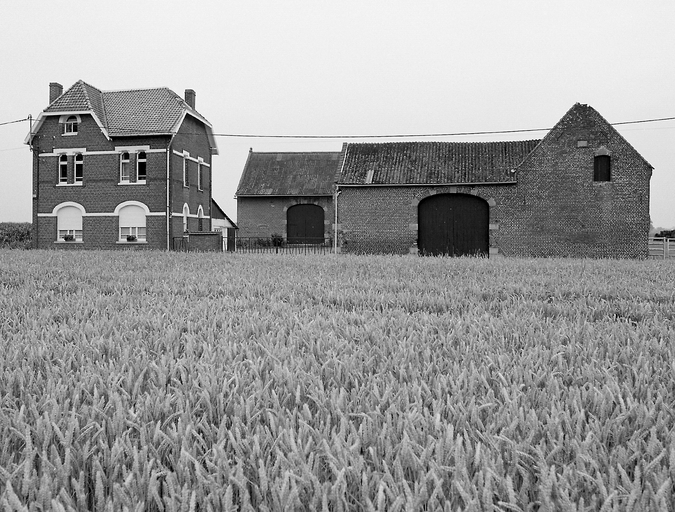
[56,205,83,241]
[118,204,147,242]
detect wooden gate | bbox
[418,194,489,257]
[287,204,324,244]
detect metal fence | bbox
[648,237,675,259]
[234,237,335,255]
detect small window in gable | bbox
[63,115,78,135]
[137,152,147,182]
[594,148,611,182]
[74,154,83,183]
[120,152,131,182]
[59,155,68,183]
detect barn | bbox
[235,104,652,257]
[235,150,341,244]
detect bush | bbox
[655,229,675,238]
[0,222,31,249]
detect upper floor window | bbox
[183,153,190,187]
[74,154,83,183]
[120,152,131,182]
[197,160,202,190]
[63,115,79,135]
[59,155,68,183]
[594,147,611,182]
[137,152,147,182]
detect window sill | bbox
[61,133,78,137]
[116,241,148,245]
[56,182,83,187]
[54,240,83,244]
[118,181,147,185]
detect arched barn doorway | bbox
[418,194,489,257]
[287,204,324,244]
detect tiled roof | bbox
[236,151,341,196]
[339,140,540,185]
[44,80,212,136]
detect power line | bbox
[7,114,675,139]
[0,117,30,127]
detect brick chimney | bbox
[185,89,196,109]
[49,82,63,104]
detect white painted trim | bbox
[172,212,201,219]
[114,145,150,153]
[58,114,82,124]
[40,148,165,157]
[39,211,166,218]
[55,183,83,187]
[117,181,147,185]
[114,201,150,215]
[50,202,87,215]
[25,111,111,144]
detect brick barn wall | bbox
[506,106,651,258]
[337,185,515,255]
[237,196,333,240]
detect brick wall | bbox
[337,105,651,258]
[32,112,215,251]
[237,196,333,240]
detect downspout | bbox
[166,147,171,251]
[334,187,341,254]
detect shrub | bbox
[0,222,31,249]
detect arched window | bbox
[56,205,83,241]
[183,204,190,232]
[74,154,83,183]
[59,155,68,183]
[120,152,130,182]
[137,151,147,182]
[63,115,78,134]
[119,204,147,242]
[594,148,611,182]
[197,205,204,231]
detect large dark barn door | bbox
[287,204,324,244]
[418,194,489,257]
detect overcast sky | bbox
[1,0,674,228]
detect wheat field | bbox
[1,250,674,511]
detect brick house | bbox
[235,150,341,243]
[26,80,218,250]
[337,104,652,257]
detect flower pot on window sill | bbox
[126,235,137,242]
[63,235,75,242]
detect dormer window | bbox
[594,147,611,182]
[63,115,78,135]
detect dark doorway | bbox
[418,194,489,256]
[287,204,324,244]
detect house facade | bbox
[26,80,218,250]
[235,150,341,243]
[235,104,652,258]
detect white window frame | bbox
[117,203,148,242]
[74,153,83,183]
[56,204,84,242]
[62,115,79,135]
[59,154,68,183]
[136,151,147,183]
[183,152,190,187]
[120,152,131,183]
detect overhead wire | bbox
[3,114,675,139]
